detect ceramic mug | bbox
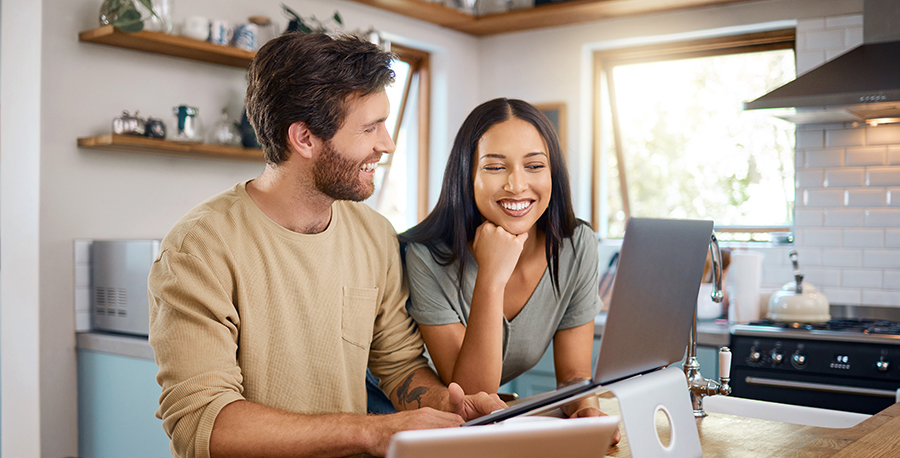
[233,23,258,51]
[182,16,209,41]
[209,19,233,46]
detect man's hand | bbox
[367,407,464,457]
[446,382,508,421]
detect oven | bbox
[729,319,900,415]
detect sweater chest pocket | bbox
[342,286,378,350]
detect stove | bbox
[730,319,900,414]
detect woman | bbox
[401,98,612,423]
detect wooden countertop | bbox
[597,392,900,457]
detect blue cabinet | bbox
[77,349,170,458]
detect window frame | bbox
[591,29,796,235]
[372,43,432,224]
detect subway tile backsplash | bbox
[768,14,900,307]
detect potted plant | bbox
[99,0,160,33]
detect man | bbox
[148,33,505,458]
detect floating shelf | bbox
[78,25,255,68]
[78,134,264,162]
[347,0,767,36]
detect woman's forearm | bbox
[451,271,506,394]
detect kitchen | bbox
[3,0,900,456]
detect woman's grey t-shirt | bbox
[405,223,602,386]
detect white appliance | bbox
[91,239,160,336]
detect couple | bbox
[147,32,616,458]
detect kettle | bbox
[767,250,830,323]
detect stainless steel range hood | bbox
[744,0,900,124]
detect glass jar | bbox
[207,109,242,147]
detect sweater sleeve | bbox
[148,248,245,458]
[367,233,431,397]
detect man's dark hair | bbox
[245,33,395,164]
[400,98,579,294]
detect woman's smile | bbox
[473,118,552,235]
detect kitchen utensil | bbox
[727,250,764,324]
[182,15,209,40]
[112,110,147,136]
[172,105,201,142]
[209,19,233,45]
[767,250,830,323]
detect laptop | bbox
[463,217,714,426]
[387,415,620,458]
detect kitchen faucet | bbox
[683,232,732,417]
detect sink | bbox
[703,396,870,428]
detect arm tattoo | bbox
[396,372,429,410]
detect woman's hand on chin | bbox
[472,221,528,286]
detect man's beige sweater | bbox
[148,181,429,458]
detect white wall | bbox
[1,1,43,457]
[1,0,479,455]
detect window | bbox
[592,30,796,241]
[365,44,431,233]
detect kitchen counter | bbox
[77,331,154,361]
[599,391,900,457]
[594,313,730,347]
[79,314,732,362]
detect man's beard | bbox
[312,140,378,202]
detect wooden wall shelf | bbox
[78,26,255,68]
[347,0,766,36]
[78,134,264,162]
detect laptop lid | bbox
[388,416,620,458]
[463,217,712,426]
[592,217,713,385]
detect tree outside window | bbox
[594,30,797,241]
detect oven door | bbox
[729,334,900,415]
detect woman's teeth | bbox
[501,201,531,211]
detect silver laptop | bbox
[464,217,713,426]
[388,416,620,458]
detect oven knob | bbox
[749,351,761,362]
[792,354,806,366]
[771,351,784,364]
[877,359,889,372]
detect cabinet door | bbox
[78,350,171,458]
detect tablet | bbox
[387,415,620,458]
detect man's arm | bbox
[389,366,507,421]
[208,398,465,458]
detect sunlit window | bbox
[365,45,430,232]
[594,30,797,241]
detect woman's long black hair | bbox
[399,98,578,293]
